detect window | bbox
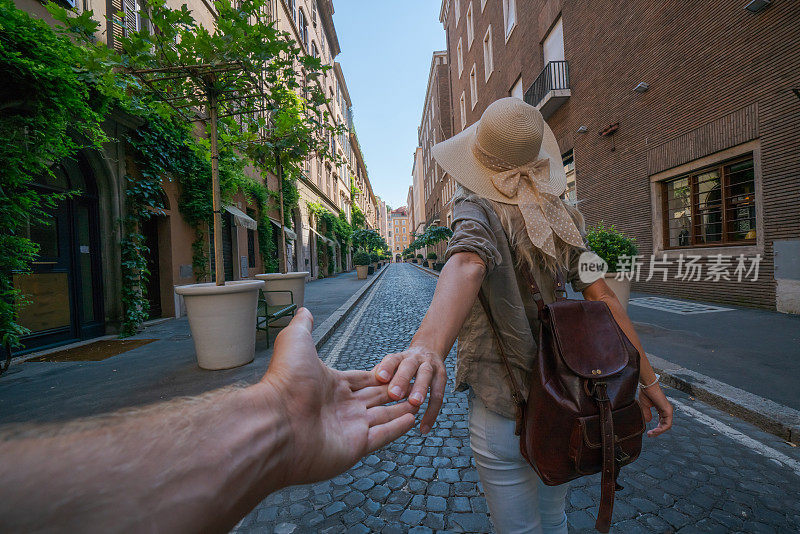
[481,0,487,10]
[502,0,516,40]
[311,1,318,27]
[289,0,296,21]
[311,41,318,58]
[455,0,461,24]
[661,155,757,249]
[459,92,466,129]
[124,0,141,36]
[469,65,477,108]
[483,25,493,81]
[298,9,309,51]
[510,75,523,99]
[543,17,565,64]
[246,212,256,269]
[466,2,474,48]
[457,38,463,77]
[562,150,576,203]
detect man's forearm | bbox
[0,381,290,533]
[410,253,486,359]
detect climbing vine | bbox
[0,1,113,350]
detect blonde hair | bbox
[452,185,585,276]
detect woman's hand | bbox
[373,346,448,435]
[638,383,673,437]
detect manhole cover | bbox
[628,297,732,315]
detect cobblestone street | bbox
[235,264,800,533]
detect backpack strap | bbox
[477,289,526,435]
[591,381,618,533]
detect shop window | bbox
[661,155,757,248]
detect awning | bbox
[309,226,337,247]
[269,218,297,241]
[224,205,258,230]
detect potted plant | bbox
[426,252,438,269]
[416,254,424,265]
[354,251,370,280]
[585,223,639,310]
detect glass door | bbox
[15,200,76,347]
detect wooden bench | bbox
[256,290,298,347]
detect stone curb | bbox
[647,354,800,444]
[311,265,389,350]
[412,262,800,444]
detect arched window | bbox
[298,9,308,51]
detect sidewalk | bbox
[624,291,800,410]
[0,269,381,425]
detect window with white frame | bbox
[298,9,308,50]
[455,0,461,24]
[123,0,141,36]
[480,0,487,11]
[466,2,474,48]
[502,0,516,40]
[311,1,318,27]
[460,92,466,129]
[483,25,493,81]
[510,75,523,99]
[469,65,477,108]
[457,38,464,77]
[289,0,296,21]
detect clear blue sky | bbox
[333,1,446,209]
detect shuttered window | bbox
[112,0,140,51]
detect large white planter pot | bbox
[356,265,368,280]
[174,280,265,370]
[604,273,631,311]
[255,272,309,326]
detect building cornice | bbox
[318,0,341,58]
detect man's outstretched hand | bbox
[261,308,418,486]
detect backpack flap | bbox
[545,300,630,379]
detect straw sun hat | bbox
[431,97,583,259]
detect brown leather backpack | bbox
[478,269,645,533]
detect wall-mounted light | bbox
[634,82,650,93]
[577,125,588,133]
[744,0,771,13]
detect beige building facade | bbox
[11,0,377,354]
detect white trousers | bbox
[468,392,569,534]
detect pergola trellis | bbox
[129,61,294,282]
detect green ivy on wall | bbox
[0,1,112,349]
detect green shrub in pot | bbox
[354,251,370,266]
[427,252,438,260]
[585,222,638,273]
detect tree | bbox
[116,0,343,277]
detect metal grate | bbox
[628,296,732,315]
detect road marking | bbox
[671,398,800,477]
[323,273,386,368]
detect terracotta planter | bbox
[255,272,309,326]
[356,265,368,279]
[174,280,265,370]
[368,265,375,275]
[604,273,631,311]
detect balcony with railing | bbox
[524,60,570,119]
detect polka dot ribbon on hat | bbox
[475,147,585,261]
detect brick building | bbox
[415,50,459,259]
[438,0,800,311]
